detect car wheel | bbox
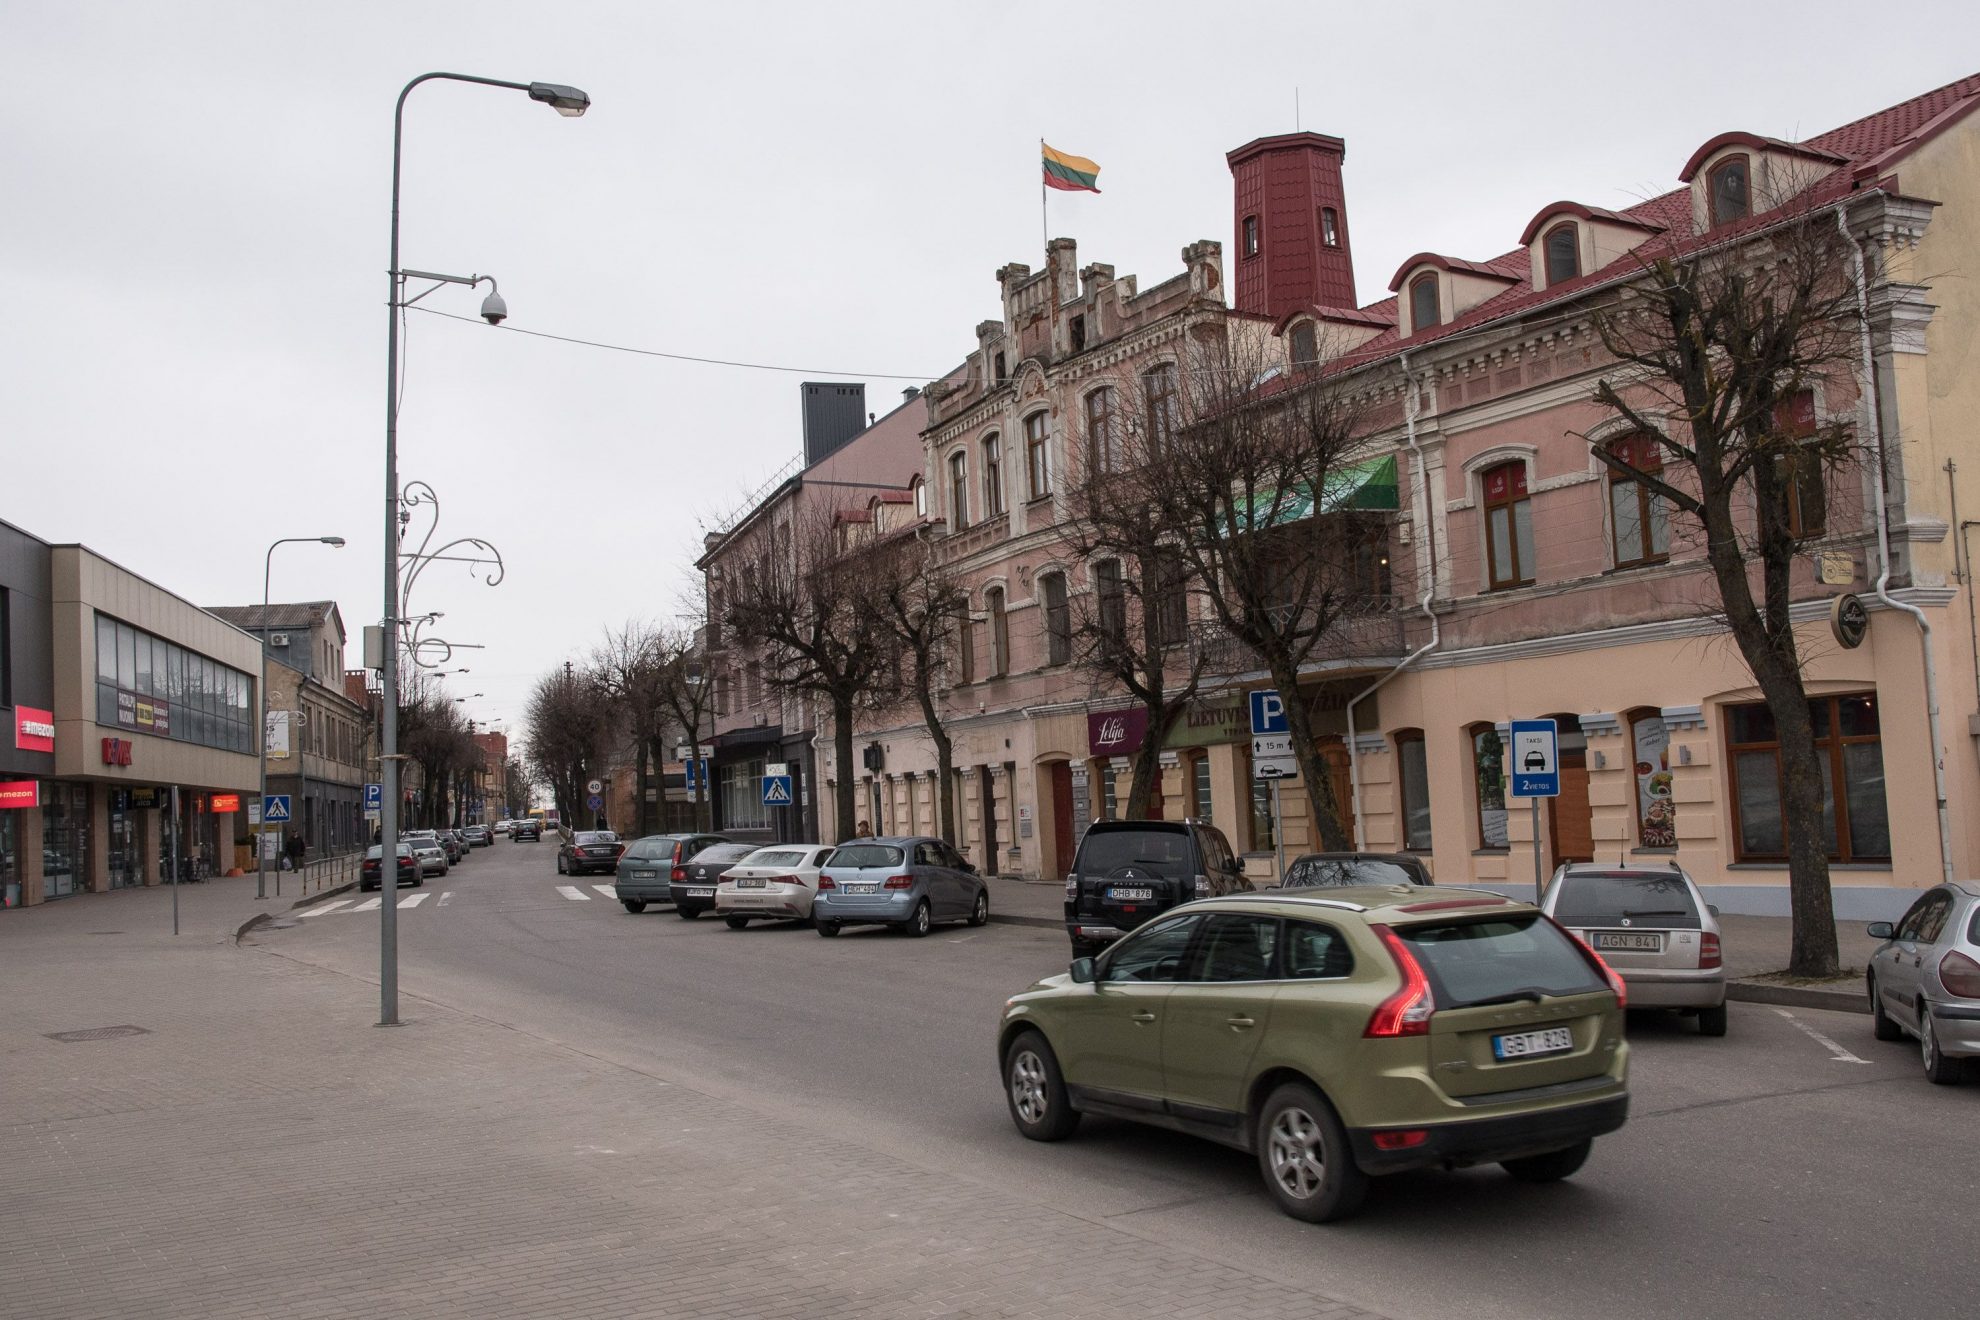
[556,855,566,875]
[816,920,842,937]
[413,876,424,888]
[621,900,645,914]
[1921,1007,1967,1084]
[725,915,750,930]
[906,900,932,938]
[361,881,376,892]
[1696,1003,1728,1037]
[1501,1139,1593,1184]
[1003,1030,1080,1142]
[1870,974,1904,1041]
[1256,1083,1366,1223]
[677,906,700,921]
[1070,937,1100,959]
[968,891,989,927]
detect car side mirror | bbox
[1225,858,1243,874]
[962,861,978,875]
[1069,957,1096,984]
[1867,921,1895,940]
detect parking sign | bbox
[1248,689,1288,736]
[1509,720,1559,798]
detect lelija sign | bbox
[15,707,54,753]
[0,780,39,809]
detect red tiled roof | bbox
[1517,200,1665,246]
[1386,251,1523,292]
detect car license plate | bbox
[631,870,655,880]
[1109,886,1153,901]
[687,887,715,898]
[1593,931,1663,952]
[737,878,765,888]
[1492,1026,1574,1060]
[846,883,878,895]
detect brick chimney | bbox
[1226,132,1355,320]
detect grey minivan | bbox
[813,836,990,938]
[1868,881,1980,1083]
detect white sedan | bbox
[715,844,836,928]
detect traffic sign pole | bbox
[1508,719,1560,902]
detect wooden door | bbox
[1548,749,1594,867]
[1050,763,1075,879]
[1317,737,1355,848]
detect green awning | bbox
[1240,455,1399,529]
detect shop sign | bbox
[130,786,162,809]
[101,737,134,767]
[0,780,39,809]
[210,793,241,813]
[1086,707,1148,758]
[1163,696,1247,749]
[14,706,55,753]
[111,691,171,736]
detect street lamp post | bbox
[380,72,588,1027]
[258,536,344,901]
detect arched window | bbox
[1469,723,1508,850]
[1290,322,1318,370]
[947,450,969,529]
[910,475,926,518]
[986,586,1009,677]
[1084,387,1118,475]
[1040,572,1070,665]
[1320,207,1339,248]
[1608,433,1670,568]
[1627,708,1676,847]
[1481,460,1534,590]
[1395,729,1432,851]
[1142,363,1178,452]
[1024,411,1052,501]
[1543,223,1580,286]
[1409,273,1439,332]
[981,433,1005,518]
[1708,155,1749,228]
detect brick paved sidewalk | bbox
[1,921,1393,1319]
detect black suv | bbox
[1063,818,1249,955]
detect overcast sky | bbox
[5,1,1976,740]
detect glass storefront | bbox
[1,810,18,909]
[41,783,89,900]
[107,791,140,888]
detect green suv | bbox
[998,887,1630,1222]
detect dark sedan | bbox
[670,842,759,920]
[512,819,542,842]
[1274,851,1433,889]
[557,831,623,877]
[361,843,420,891]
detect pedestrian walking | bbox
[854,819,873,838]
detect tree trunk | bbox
[913,668,957,845]
[831,692,858,843]
[1276,665,1350,851]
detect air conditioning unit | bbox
[270,633,290,647]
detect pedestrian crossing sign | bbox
[761,774,793,806]
[262,794,292,824]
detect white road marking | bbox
[398,892,430,909]
[592,884,617,898]
[1774,1008,1871,1063]
[297,899,353,917]
[437,891,453,907]
[556,884,591,901]
[350,897,382,912]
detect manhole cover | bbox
[44,1026,151,1043]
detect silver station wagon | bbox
[1868,882,1980,1084]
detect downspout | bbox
[1348,351,1441,845]
[1841,203,1953,884]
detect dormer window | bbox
[1543,223,1580,285]
[1708,156,1750,228]
[1320,207,1339,248]
[1069,313,1086,353]
[1289,322,1318,370]
[1243,215,1260,257]
[1409,274,1439,333]
[993,351,1008,384]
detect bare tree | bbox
[1586,207,1864,977]
[866,528,968,844]
[523,661,611,827]
[591,620,677,838]
[1127,331,1389,848]
[653,616,718,832]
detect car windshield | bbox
[1398,916,1609,1009]
[690,844,756,864]
[574,832,617,845]
[743,849,806,868]
[1076,828,1194,877]
[1284,858,1425,888]
[1552,872,1701,930]
[829,844,905,869]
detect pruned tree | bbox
[591,620,678,838]
[653,612,719,833]
[523,661,611,827]
[721,509,894,841]
[866,528,968,844]
[1586,205,1865,977]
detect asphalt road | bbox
[256,840,1973,1320]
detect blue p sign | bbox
[1249,689,1288,736]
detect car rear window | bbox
[828,844,905,868]
[1553,872,1701,930]
[1396,916,1608,1008]
[1076,828,1195,878]
[1284,858,1426,888]
[574,832,617,845]
[744,849,806,868]
[690,843,756,864]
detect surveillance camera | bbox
[480,290,508,326]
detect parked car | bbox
[1540,862,1727,1035]
[999,887,1630,1223]
[613,833,730,913]
[432,831,463,864]
[715,844,836,928]
[493,820,512,836]
[813,836,989,938]
[1867,881,1980,1083]
[671,842,762,920]
[361,843,420,891]
[512,819,542,842]
[1064,818,1249,956]
[463,825,492,847]
[403,832,449,878]
[1277,852,1432,889]
[558,830,623,877]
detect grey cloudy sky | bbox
[5,0,1977,737]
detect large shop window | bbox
[1629,710,1677,847]
[1481,461,1535,590]
[1470,724,1508,850]
[1726,693,1890,863]
[720,758,770,832]
[1191,753,1213,822]
[41,784,89,900]
[1248,765,1275,851]
[94,613,254,755]
[1396,730,1433,851]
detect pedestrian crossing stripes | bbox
[290,883,631,920]
[555,884,591,901]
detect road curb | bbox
[988,913,1060,930]
[1727,979,1867,1015]
[234,912,272,943]
[232,881,359,946]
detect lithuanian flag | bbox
[1042,142,1101,193]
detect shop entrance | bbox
[1048,762,1075,879]
[1545,716,1594,868]
[41,784,89,899]
[107,794,140,888]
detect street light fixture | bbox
[258,535,345,901]
[378,71,589,1027]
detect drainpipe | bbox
[1841,204,1953,884]
[1347,351,1441,845]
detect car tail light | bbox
[671,867,686,882]
[884,874,914,890]
[1699,931,1722,970]
[616,845,626,857]
[768,874,804,887]
[1365,924,1435,1037]
[1193,874,1211,898]
[817,874,836,891]
[1371,1129,1429,1151]
[1939,949,1980,998]
[1064,873,1079,900]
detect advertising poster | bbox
[1633,717,1676,846]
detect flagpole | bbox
[1040,137,1047,255]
